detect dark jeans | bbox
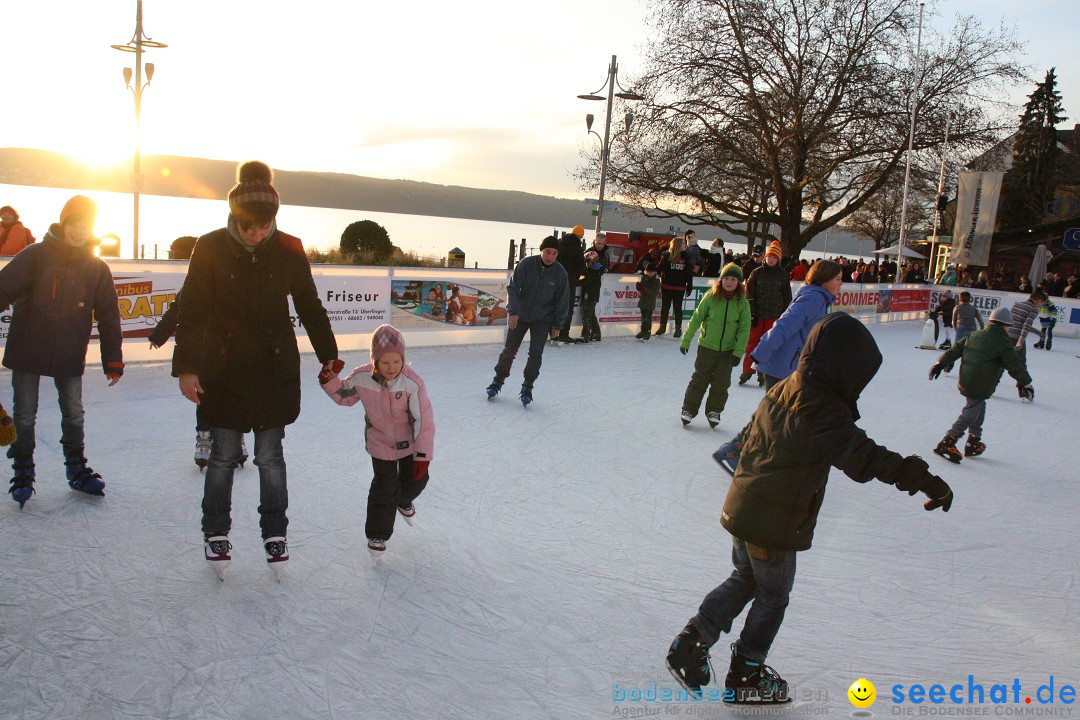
[581,298,600,339]
[493,320,551,388]
[8,371,84,459]
[195,405,209,433]
[659,289,685,333]
[559,284,577,338]
[682,346,736,416]
[639,307,654,337]
[692,536,797,663]
[202,426,287,540]
[366,456,429,540]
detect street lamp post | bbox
[112,0,167,257]
[896,2,925,272]
[578,54,642,236]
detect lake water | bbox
[2,182,868,267]
[0,183,563,269]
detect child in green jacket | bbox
[679,263,752,428]
[929,306,1034,462]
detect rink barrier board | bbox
[0,259,1075,366]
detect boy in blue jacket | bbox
[0,196,124,507]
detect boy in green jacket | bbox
[679,263,752,428]
[929,306,1034,462]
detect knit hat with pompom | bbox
[228,161,280,226]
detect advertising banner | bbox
[950,172,1005,267]
[388,276,509,329]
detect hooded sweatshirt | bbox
[721,313,940,551]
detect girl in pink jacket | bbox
[320,324,435,561]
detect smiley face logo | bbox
[848,678,876,708]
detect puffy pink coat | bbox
[321,363,435,462]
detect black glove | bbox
[921,475,953,512]
[679,346,688,356]
[928,364,943,381]
[894,455,930,495]
[751,316,759,327]
[1019,385,1035,402]
[730,355,741,367]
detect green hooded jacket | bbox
[937,323,1031,400]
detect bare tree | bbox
[592,0,1024,257]
[846,161,934,251]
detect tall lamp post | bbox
[112,0,167,257]
[896,1,925,274]
[578,54,642,236]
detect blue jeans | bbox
[493,320,551,388]
[7,371,84,459]
[692,536,797,662]
[954,323,977,343]
[202,426,288,540]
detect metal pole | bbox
[929,109,954,280]
[897,2,925,271]
[133,1,143,257]
[594,55,617,236]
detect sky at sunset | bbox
[4,0,1079,199]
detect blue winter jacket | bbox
[0,225,124,377]
[750,283,835,380]
[506,255,569,327]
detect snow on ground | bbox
[1,321,1078,719]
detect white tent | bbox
[1027,244,1049,287]
[873,245,926,259]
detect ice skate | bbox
[938,339,952,350]
[964,435,986,457]
[264,536,288,576]
[737,372,753,386]
[723,644,791,704]
[8,456,35,509]
[680,410,693,427]
[486,383,501,401]
[398,504,416,526]
[65,450,105,497]
[706,412,721,429]
[519,384,533,408]
[933,434,962,464]
[204,535,232,581]
[666,621,711,695]
[673,328,682,339]
[367,538,386,565]
[713,435,742,476]
[194,431,212,471]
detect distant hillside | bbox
[0,147,670,232]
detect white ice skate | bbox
[204,535,232,581]
[367,538,386,566]
[264,537,288,579]
[398,504,416,527]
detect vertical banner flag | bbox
[950,171,1004,266]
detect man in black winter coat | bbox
[666,313,953,704]
[173,161,339,576]
[555,230,585,343]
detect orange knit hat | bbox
[765,241,783,261]
[59,195,98,227]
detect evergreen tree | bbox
[340,220,393,261]
[999,69,1067,228]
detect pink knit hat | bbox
[370,324,406,365]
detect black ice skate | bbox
[933,434,962,464]
[519,384,533,407]
[666,622,711,695]
[65,450,105,496]
[964,435,986,457]
[738,372,753,386]
[8,455,35,509]
[723,644,791,704]
[486,383,501,401]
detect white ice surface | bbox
[1,321,1078,719]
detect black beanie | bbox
[539,236,560,251]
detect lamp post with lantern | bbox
[578,54,642,236]
[111,0,167,257]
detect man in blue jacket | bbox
[486,236,569,406]
[0,196,124,507]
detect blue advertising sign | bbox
[1063,227,1080,251]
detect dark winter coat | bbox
[934,296,956,327]
[721,313,939,551]
[557,234,585,286]
[172,226,337,432]
[936,323,1031,400]
[506,254,569,327]
[148,289,181,348]
[581,244,612,302]
[745,263,793,320]
[658,252,694,293]
[636,274,661,312]
[0,226,123,378]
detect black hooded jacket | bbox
[721,313,936,551]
